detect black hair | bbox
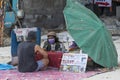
[27,31,36,41]
[54,36,59,42]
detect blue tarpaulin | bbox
[0,64,14,70]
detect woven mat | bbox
[0,69,103,80]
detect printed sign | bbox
[94,0,112,7]
[14,28,37,42]
[60,53,88,73]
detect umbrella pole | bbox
[67,36,69,52]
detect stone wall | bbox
[22,0,66,31]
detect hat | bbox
[47,31,56,37]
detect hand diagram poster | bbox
[60,53,88,73]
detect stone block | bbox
[116,6,120,18]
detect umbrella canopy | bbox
[63,0,118,68]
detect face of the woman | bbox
[48,36,55,44]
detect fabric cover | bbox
[63,0,118,68]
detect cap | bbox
[47,31,56,37]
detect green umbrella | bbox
[64,0,118,68]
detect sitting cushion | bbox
[35,51,63,68]
[48,51,63,68]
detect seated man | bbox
[17,31,49,72]
[8,28,41,66]
[43,31,66,52]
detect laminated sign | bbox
[60,53,88,73]
[14,28,37,42]
[94,0,112,7]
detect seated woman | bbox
[43,31,66,53]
